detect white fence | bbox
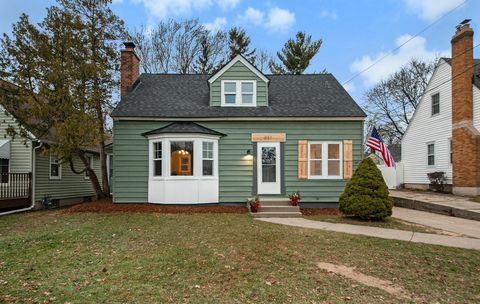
[377,162,404,189]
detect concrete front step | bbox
[252,211,303,218]
[259,205,300,213]
[258,197,291,206]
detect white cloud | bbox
[133,0,240,20]
[237,7,264,25]
[218,0,242,10]
[320,9,337,20]
[265,7,295,32]
[403,0,464,21]
[350,34,448,86]
[204,17,227,32]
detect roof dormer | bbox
[208,55,269,107]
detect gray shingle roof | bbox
[441,57,480,89]
[111,74,366,118]
[142,122,226,137]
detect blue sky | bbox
[1,0,479,104]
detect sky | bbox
[0,0,479,104]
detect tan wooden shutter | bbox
[298,140,308,180]
[343,140,353,180]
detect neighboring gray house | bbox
[0,80,101,212]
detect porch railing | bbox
[0,173,32,200]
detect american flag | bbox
[367,127,396,168]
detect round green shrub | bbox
[339,157,392,220]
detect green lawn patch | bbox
[1,211,479,303]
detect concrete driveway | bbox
[392,207,480,239]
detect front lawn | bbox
[1,210,479,303]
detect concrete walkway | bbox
[257,217,480,251]
[390,190,480,221]
[393,207,480,239]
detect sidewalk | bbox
[257,217,480,251]
[392,207,480,239]
[390,190,480,221]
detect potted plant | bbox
[289,192,301,206]
[247,197,260,213]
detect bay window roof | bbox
[142,122,226,137]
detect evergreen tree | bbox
[227,27,255,63]
[339,158,392,220]
[269,31,322,75]
[0,0,125,198]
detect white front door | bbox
[257,142,281,194]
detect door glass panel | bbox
[261,146,276,182]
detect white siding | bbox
[0,105,33,173]
[402,60,453,184]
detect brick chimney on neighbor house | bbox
[451,20,480,196]
[120,42,140,97]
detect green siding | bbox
[113,120,363,204]
[34,150,101,201]
[210,61,268,106]
[0,105,33,173]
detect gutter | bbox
[0,142,43,216]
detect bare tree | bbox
[194,30,227,74]
[255,49,273,74]
[129,19,228,74]
[364,58,436,143]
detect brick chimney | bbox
[121,42,140,97]
[451,21,480,195]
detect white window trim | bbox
[221,80,257,107]
[307,141,343,180]
[431,92,440,116]
[49,153,62,180]
[84,155,94,180]
[427,142,435,167]
[147,134,219,181]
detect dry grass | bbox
[0,210,479,303]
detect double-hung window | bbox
[431,93,440,115]
[308,142,342,179]
[222,80,256,106]
[202,142,214,176]
[427,143,435,166]
[49,153,61,179]
[0,159,9,183]
[153,142,162,176]
[84,155,94,179]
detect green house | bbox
[111,43,365,206]
[0,81,102,212]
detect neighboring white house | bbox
[401,22,480,194]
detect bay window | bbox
[308,142,343,179]
[170,141,194,176]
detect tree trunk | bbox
[77,152,106,200]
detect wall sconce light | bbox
[246,149,251,155]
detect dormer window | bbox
[221,80,256,106]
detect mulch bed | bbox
[63,198,247,214]
[300,208,342,216]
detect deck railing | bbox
[0,173,32,199]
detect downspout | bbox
[0,141,43,216]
